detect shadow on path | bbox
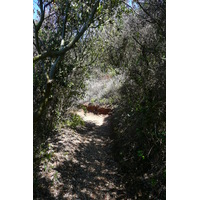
[34,112,130,200]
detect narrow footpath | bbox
[38,110,129,200]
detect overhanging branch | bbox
[33,0,100,63]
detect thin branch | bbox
[131,35,143,47]
[49,56,62,79]
[137,1,158,24]
[33,0,44,54]
[33,20,36,28]
[61,0,70,47]
[33,0,100,63]
[33,1,53,53]
[44,1,52,9]
[120,1,133,9]
[44,11,56,20]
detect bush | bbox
[104,1,166,199]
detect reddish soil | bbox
[81,103,112,115]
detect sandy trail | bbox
[76,109,106,126]
[37,110,129,200]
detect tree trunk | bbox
[33,80,52,123]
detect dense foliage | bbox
[33,0,125,131]
[33,0,166,199]
[33,1,125,197]
[102,1,166,199]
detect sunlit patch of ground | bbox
[76,109,108,126]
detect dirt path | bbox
[37,110,129,200]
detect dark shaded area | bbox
[34,177,55,200]
[33,126,59,200]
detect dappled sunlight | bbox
[37,112,127,199]
[33,0,166,198]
